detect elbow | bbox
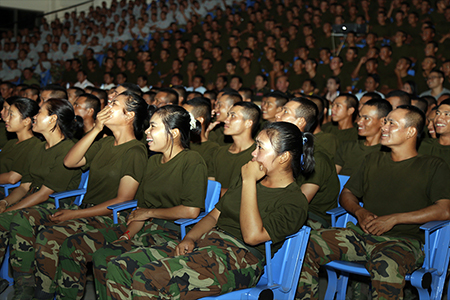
[185,207,201,219]
[242,231,265,246]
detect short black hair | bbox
[233,101,261,136]
[363,99,392,119]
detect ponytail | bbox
[300,132,315,175]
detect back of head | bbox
[421,95,437,109]
[45,98,81,139]
[362,91,383,100]
[120,90,150,139]
[185,97,212,128]
[158,88,179,106]
[339,93,359,121]
[397,104,426,145]
[233,101,261,136]
[290,97,319,133]
[43,84,68,100]
[267,91,289,107]
[222,90,243,105]
[386,90,411,106]
[411,97,428,114]
[262,121,315,178]
[90,88,107,106]
[121,82,143,96]
[69,87,85,98]
[363,99,392,118]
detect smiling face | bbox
[251,130,278,174]
[357,105,383,137]
[380,109,411,147]
[104,94,130,126]
[145,112,170,153]
[214,96,233,122]
[434,104,450,135]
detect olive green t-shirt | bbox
[418,138,450,168]
[208,143,256,189]
[190,140,220,172]
[346,152,450,243]
[335,140,386,176]
[216,177,308,256]
[137,150,207,216]
[208,124,232,146]
[314,131,339,161]
[82,136,147,205]
[322,122,359,145]
[21,139,81,193]
[296,150,339,226]
[0,122,9,149]
[0,137,40,175]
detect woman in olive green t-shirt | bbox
[0,98,40,190]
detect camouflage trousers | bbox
[296,223,424,300]
[58,220,179,300]
[105,229,265,300]
[32,210,127,300]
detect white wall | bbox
[0,0,111,20]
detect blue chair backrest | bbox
[338,175,350,197]
[205,180,221,213]
[73,171,90,206]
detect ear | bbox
[171,127,180,139]
[294,117,306,131]
[406,126,417,139]
[125,111,135,123]
[197,116,204,125]
[245,119,253,130]
[279,151,290,165]
[87,107,94,117]
[50,114,58,124]
[276,106,283,112]
[23,117,32,127]
[347,107,355,117]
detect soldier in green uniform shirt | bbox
[323,94,359,145]
[0,98,40,192]
[419,99,450,167]
[0,99,83,298]
[276,97,339,228]
[335,99,392,176]
[105,122,311,299]
[208,102,260,195]
[53,105,208,299]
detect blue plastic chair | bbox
[200,226,311,300]
[324,208,450,300]
[40,70,52,87]
[337,175,350,197]
[107,180,221,238]
[50,171,90,209]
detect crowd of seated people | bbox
[0,0,450,299]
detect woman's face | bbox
[1,101,10,121]
[327,78,339,92]
[5,104,29,133]
[105,94,129,125]
[251,131,278,174]
[33,104,53,133]
[402,83,412,94]
[145,113,169,153]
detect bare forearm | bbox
[126,221,145,238]
[0,171,22,185]
[394,200,450,225]
[6,185,51,211]
[72,196,133,219]
[240,180,267,245]
[64,127,102,167]
[339,188,363,215]
[184,210,219,242]
[147,205,201,220]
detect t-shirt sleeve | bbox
[82,138,105,171]
[43,150,78,192]
[303,152,330,186]
[262,189,308,244]
[207,147,218,178]
[345,155,367,199]
[428,159,450,203]
[119,145,148,183]
[20,148,36,184]
[334,143,346,167]
[180,161,208,209]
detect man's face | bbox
[261,97,281,121]
[0,84,13,99]
[434,104,450,135]
[154,91,170,108]
[254,76,266,90]
[364,77,378,92]
[224,106,249,136]
[214,96,233,122]
[23,89,38,101]
[275,101,303,129]
[427,72,443,89]
[422,58,436,71]
[331,96,352,122]
[276,77,288,92]
[73,96,90,119]
[380,109,411,147]
[357,105,382,137]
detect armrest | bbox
[49,188,87,209]
[174,212,207,239]
[107,200,138,224]
[420,220,450,270]
[327,207,348,227]
[420,220,450,232]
